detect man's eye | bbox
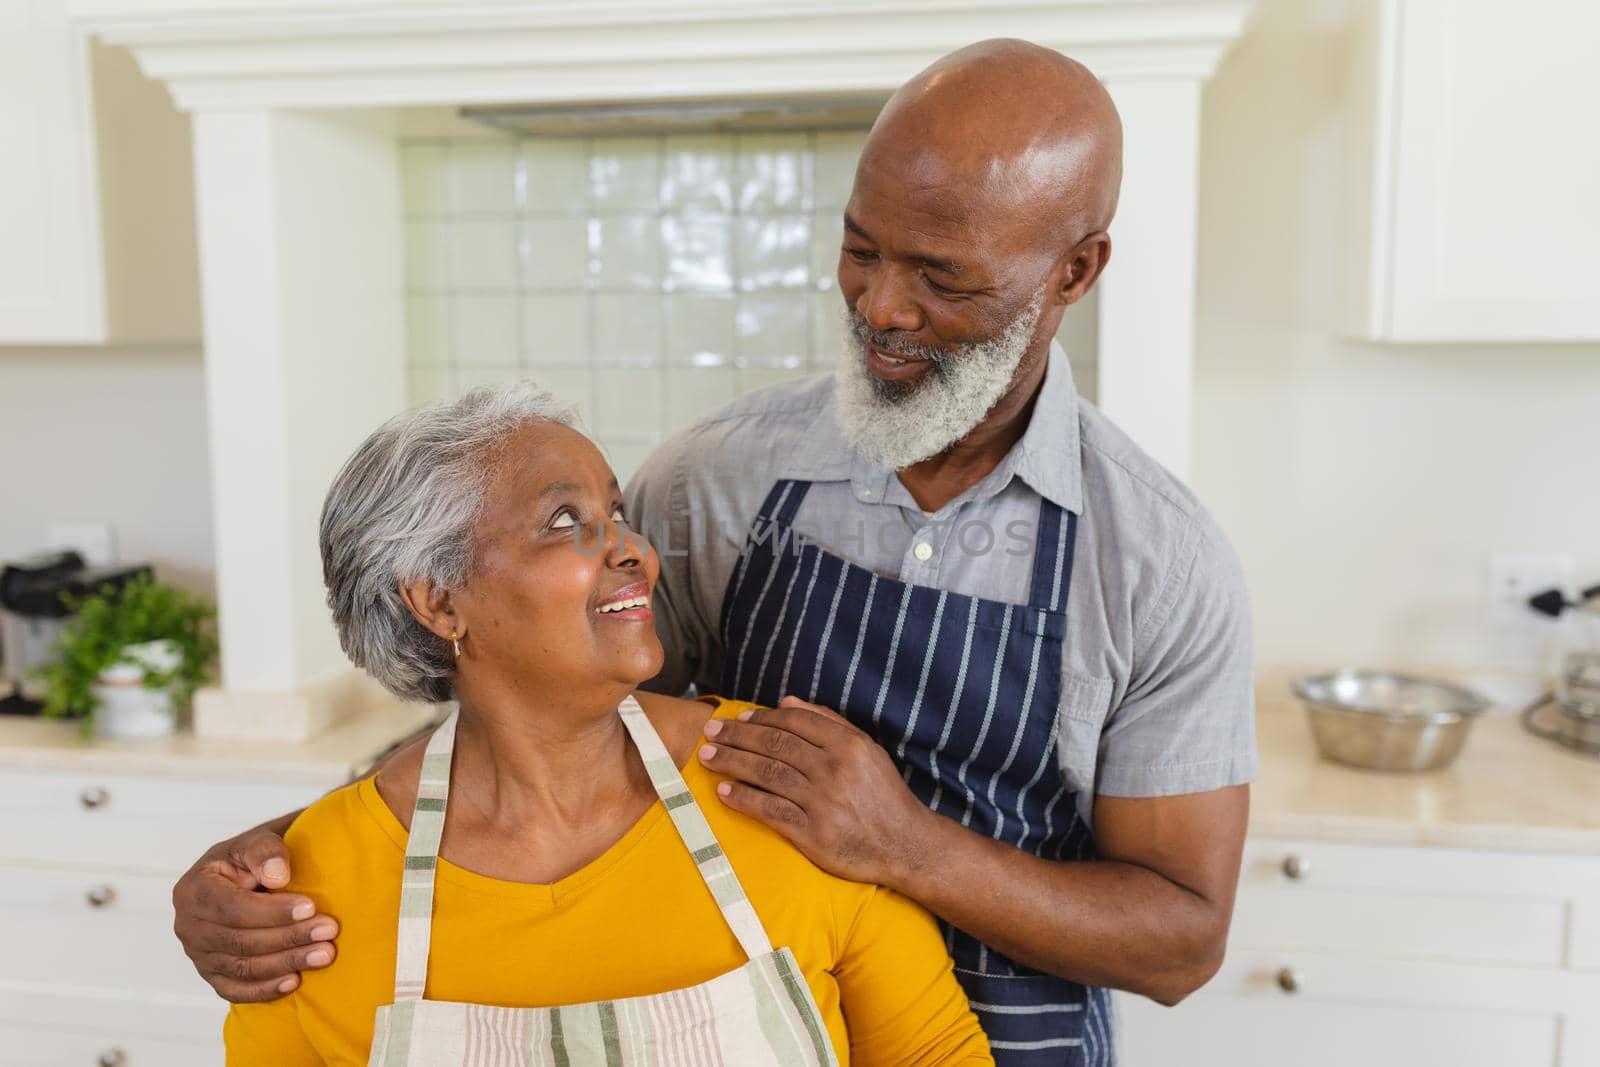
[612,508,627,525]
[844,247,877,263]
[550,508,578,530]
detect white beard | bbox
[833,288,1045,471]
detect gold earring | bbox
[451,629,461,659]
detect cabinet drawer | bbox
[0,769,330,873]
[1231,884,1565,966]
[1117,949,1600,1067]
[1241,838,1600,968]
[0,984,221,1066]
[0,866,216,998]
[0,1027,216,1067]
[1121,992,1549,1067]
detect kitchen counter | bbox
[1252,681,1600,854]
[6,679,1593,849]
[0,700,439,784]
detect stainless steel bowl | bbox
[1290,670,1490,772]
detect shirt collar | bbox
[1008,341,1084,514]
[786,341,1084,515]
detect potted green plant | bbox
[38,575,218,739]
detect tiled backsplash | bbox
[402,129,1096,482]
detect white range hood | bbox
[70,0,1256,730]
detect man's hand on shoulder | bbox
[698,696,937,887]
[171,818,338,1003]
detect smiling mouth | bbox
[596,594,649,614]
[866,344,938,385]
[870,344,926,366]
[595,581,652,616]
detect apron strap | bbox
[391,706,458,1002]
[1026,501,1078,612]
[759,478,810,525]
[719,479,810,644]
[618,695,775,961]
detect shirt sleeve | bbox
[224,996,321,1066]
[624,431,704,697]
[1095,514,1258,797]
[834,886,995,1066]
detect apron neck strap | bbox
[389,698,775,1003]
[617,695,774,961]
[391,705,458,1002]
[1027,501,1078,612]
[756,478,810,525]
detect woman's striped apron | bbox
[719,478,1113,1067]
[367,695,840,1067]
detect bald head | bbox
[863,38,1122,248]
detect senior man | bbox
[171,39,1253,1067]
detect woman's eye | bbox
[550,508,578,530]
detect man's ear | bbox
[398,579,461,642]
[1053,231,1113,308]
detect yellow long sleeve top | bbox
[225,698,992,1066]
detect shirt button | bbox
[913,542,934,562]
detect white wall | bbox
[1189,0,1600,674]
[0,345,214,594]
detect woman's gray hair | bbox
[320,381,576,702]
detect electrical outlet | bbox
[46,520,116,566]
[1486,552,1574,613]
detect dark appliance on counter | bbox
[0,550,151,715]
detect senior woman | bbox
[223,382,992,1066]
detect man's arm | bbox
[900,785,1247,1003]
[171,810,340,1002]
[701,702,1246,1004]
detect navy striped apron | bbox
[718,478,1114,1067]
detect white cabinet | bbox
[0,987,221,1067]
[0,1,198,345]
[0,766,335,1061]
[1117,837,1600,1066]
[1341,0,1600,342]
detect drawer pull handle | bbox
[97,1049,127,1067]
[1280,853,1310,881]
[79,786,110,810]
[1275,967,1302,994]
[86,884,117,909]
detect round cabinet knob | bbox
[1281,853,1311,881]
[1275,966,1303,994]
[79,786,110,810]
[85,884,117,909]
[97,1049,127,1067]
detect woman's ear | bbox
[398,579,461,642]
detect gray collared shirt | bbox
[625,344,1256,823]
